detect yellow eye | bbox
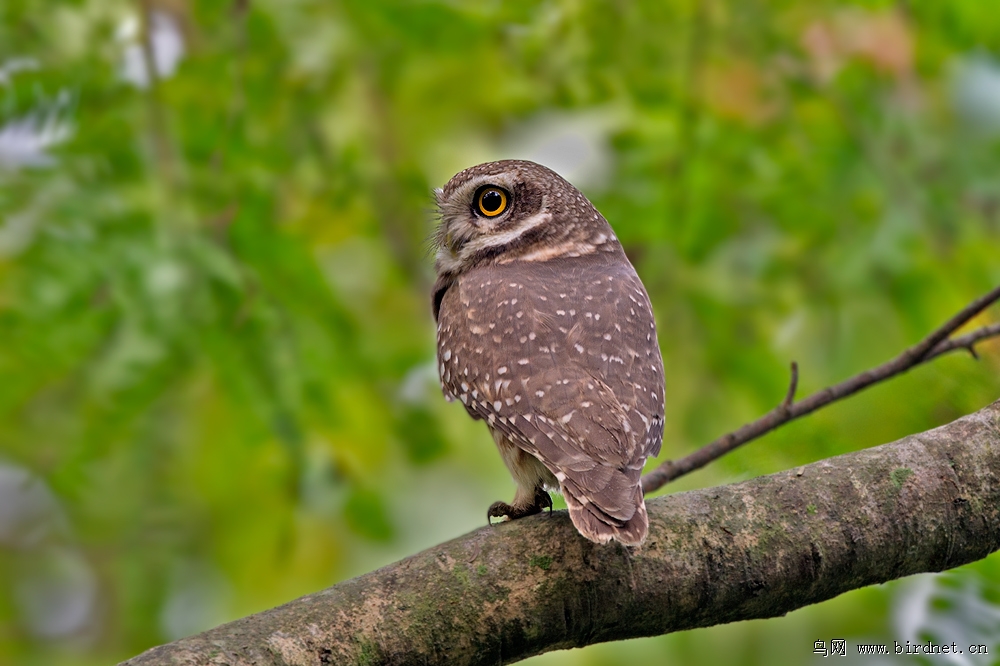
[476,187,508,217]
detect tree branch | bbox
[120,399,1000,666]
[641,286,1000,494]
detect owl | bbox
[432,160,664,546]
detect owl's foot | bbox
[487,487,552,524]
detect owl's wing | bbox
[489,366,649,544]
[436,251,663,543]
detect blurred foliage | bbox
[1,1,999,664]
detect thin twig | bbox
[782,361,799,409]
[924,322,1000,361]
[641,286,1000,494]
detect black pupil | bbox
[482,190,503,213]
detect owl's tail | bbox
[561,480,648,546]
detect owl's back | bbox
[436,246,664,543]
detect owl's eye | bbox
[476,186,509,217]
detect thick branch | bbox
[121,399,1000,666]
[641,287,1000,493]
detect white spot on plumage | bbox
[518,358,530,365]
[497,366,508,375]
[574,344,584,353]
[535,390,545,397]
[494,401,502,411]
[443,349,452,361]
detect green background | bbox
[1,1,999,664]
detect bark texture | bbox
[121,400,1000,666]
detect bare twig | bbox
[781,361,798,409]
[925,322,1000,361]
[641,286,1000,494]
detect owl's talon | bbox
[487,501,514,525]
[487,488,552,526]
[535,487,553,513]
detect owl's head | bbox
[433,160,615,278]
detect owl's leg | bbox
[488,433,556,524]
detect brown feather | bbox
[437,250,663,545]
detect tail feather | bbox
[562,483,648,546]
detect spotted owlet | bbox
[432,160,664,546]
